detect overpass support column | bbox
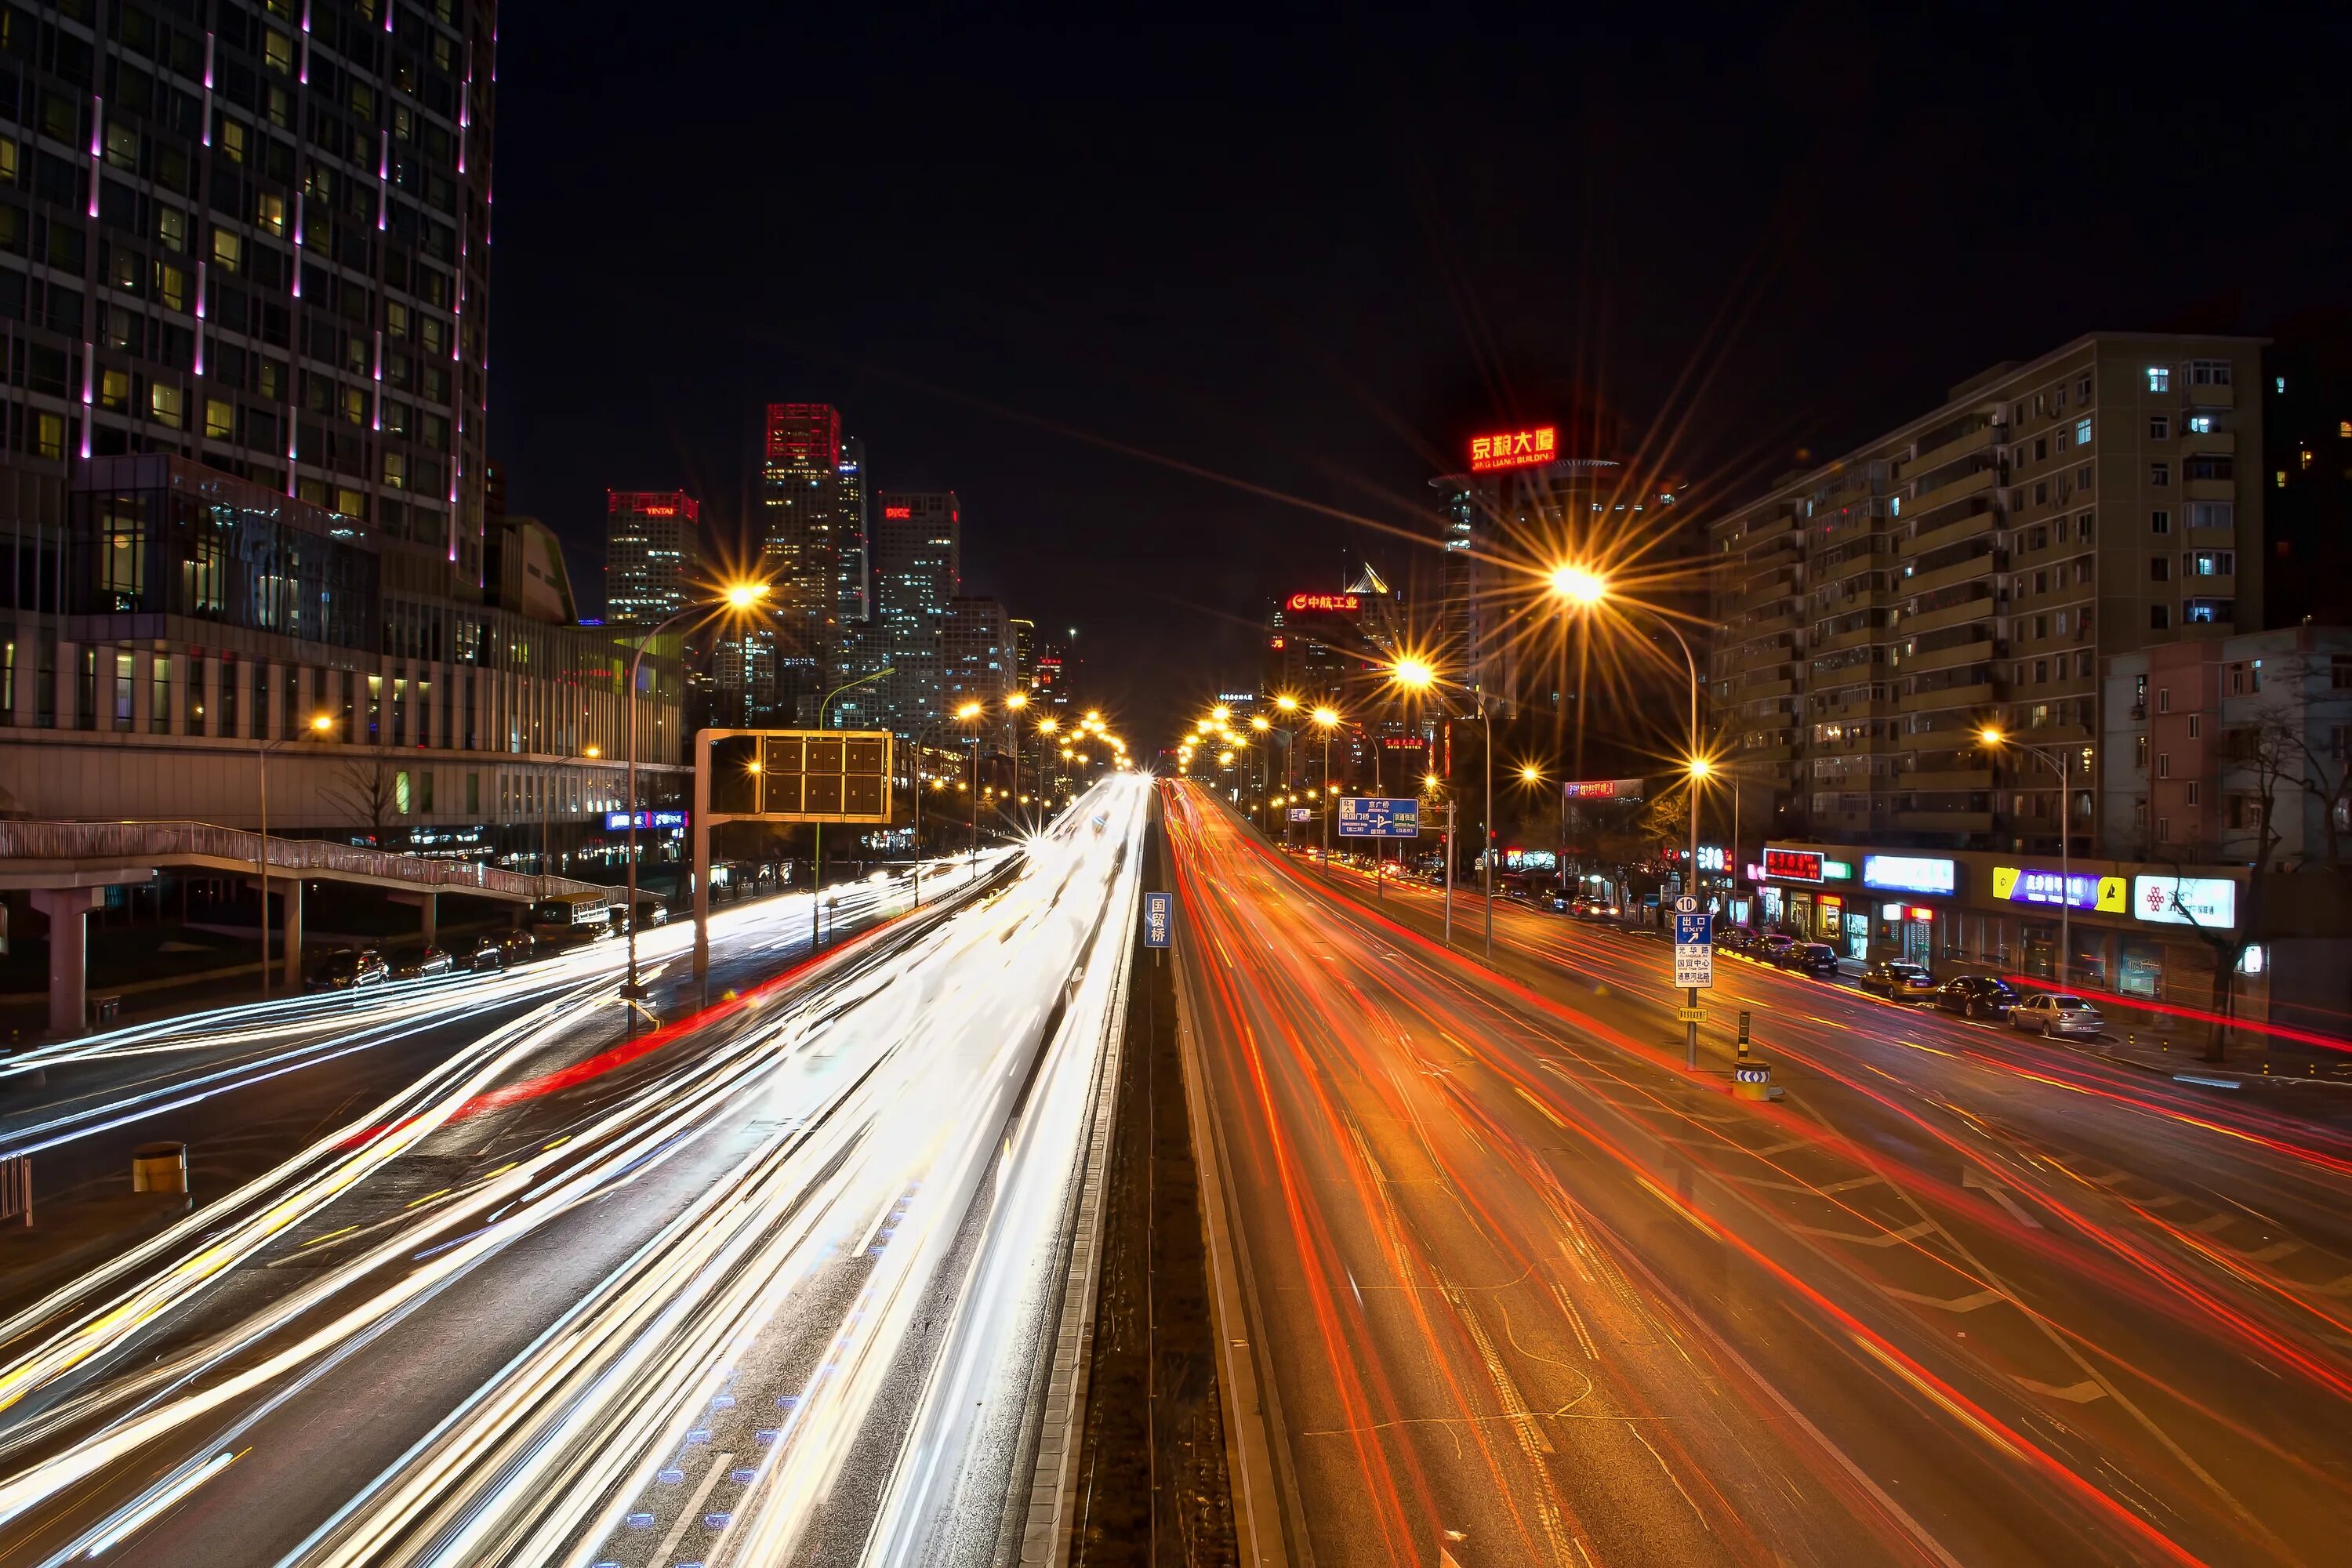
[390,891,438,949]
[30,887,104,1038]
[281,879,305,990]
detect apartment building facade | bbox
[1710,332,2267,858]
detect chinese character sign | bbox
[1468,426,1559,472]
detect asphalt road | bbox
[0,789,1145,1568]
[1166,782,2352,1568]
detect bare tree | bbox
[325,755,400,843]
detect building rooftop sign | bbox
[1470,426,1558,472]
[1285,592,1361,615]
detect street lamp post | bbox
[1983,729,2074,986]
[1386,659,1494,960]
[1548,565,1709,1067]
[1311,706,1340,880]
[622,581,769,1001]
[256,713,334,996]
[809,665,895,952]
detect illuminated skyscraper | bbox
[871,491,960,736]
[837,434,870,625]
[604,490,703,623]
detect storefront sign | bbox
[1817,893,1843,937]
[1764,847,1824,883]
[1991,866,2126,911]
[1863,854,1955,896]
[1823,858,1855,880]
[1563,778,1645,801]
[2132,875,2238,929]
[1503,848,1558,871]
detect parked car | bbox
[1777,942,1842,978]
[2009,993,2106,1038]
[1716,926,1758,954]
[393,945,453,980]
[307,947,389,992]
[1757,932,1798,960]
[467,934,506,972]
[498,930,540,966]
[1934,975,2019,1020]
[1859,960,1937,1000]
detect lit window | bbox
[204,397,234,439]
[2074,417,2092,445]
[383,451,407,488]
[212,229,241,272]
[151,383,185,427]
[256,192,286,236]
[263,28,294,74]
[2147,365,2171,393]
[218,119,247,164]
[97,369,129,411]
[104,123,138,170]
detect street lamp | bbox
[1981,728,2076,986]
[256,711,336,996]
[620,579,771,1000]
[1310,705,1341,879]
[958,700,985,877]
[1549,563,1711,1066]
[1388,655,1498,957]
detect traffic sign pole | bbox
[1672,895,1712,1069]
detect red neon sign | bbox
[1469,425,1558,472]
[883,505,912,519]
[640,506,677,517]
[1763,848,1825,883]
[1286,592,1361,614]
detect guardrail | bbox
[0,818,606,902]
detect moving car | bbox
[1934,975,2019,1020]
[1859,960,1937,1000]
[307,947,389,992]
[1776,942,1841,978]
[2008,993,2105,1037]
[498,930,540,966]
[393,945,453,979]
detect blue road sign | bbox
[1673,913,1712,946]
[1336,797,1421,839]
[1144,891,1174,949]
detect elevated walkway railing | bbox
[0,818,606,902]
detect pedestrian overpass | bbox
[0,818,607,1037]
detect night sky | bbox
[486,7,2350,743]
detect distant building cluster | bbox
[599,401,1082,796]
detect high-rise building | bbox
[1708,332,2267,858]
[836,434,869,626]
[604,490,702,624]
[759,403,844,715]
[1010,616,1036,689]
[0,6,684,873]
[0,0,499,601]
[870,490,960,737]
[943,596,1014,711]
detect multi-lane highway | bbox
[0,776,1150,1566]
[1165,780,2352,1568]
